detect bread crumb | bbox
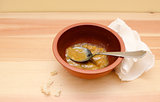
[46,79,54,88]
[41,70,62,97]
[41,79,54,96]
[50,71,58,76]
[54,90,61,97]
[41,86,51,96]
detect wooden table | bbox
[0,12,160,102]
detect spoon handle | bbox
[96,50,147,58]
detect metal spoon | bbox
[68,47,147,62]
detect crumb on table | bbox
[54,90,61,97]
[50,70,58,76]
[41,86,51,96]
[46,79,54,88]
[41,70,62,97]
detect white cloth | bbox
[108,18,155,81]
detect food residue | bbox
[66,43,109,70]
[67,47,88,62]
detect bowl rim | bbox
[53,22,125,74]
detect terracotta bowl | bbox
[53,22,125,79]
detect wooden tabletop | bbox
[0,12,160,102]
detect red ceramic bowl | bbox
[53,22,125,79]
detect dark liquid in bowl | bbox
[65,43,109,70]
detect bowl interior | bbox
[57,24,121,67]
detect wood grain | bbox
[0,12,160,102]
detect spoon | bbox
[67,47,147,62]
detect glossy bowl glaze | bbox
[53,22,125,79]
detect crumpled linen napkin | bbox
[108,18,155,81]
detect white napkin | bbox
[108,18,155,81]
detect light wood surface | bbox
[0,0,160,12]
[0,12,160,102]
